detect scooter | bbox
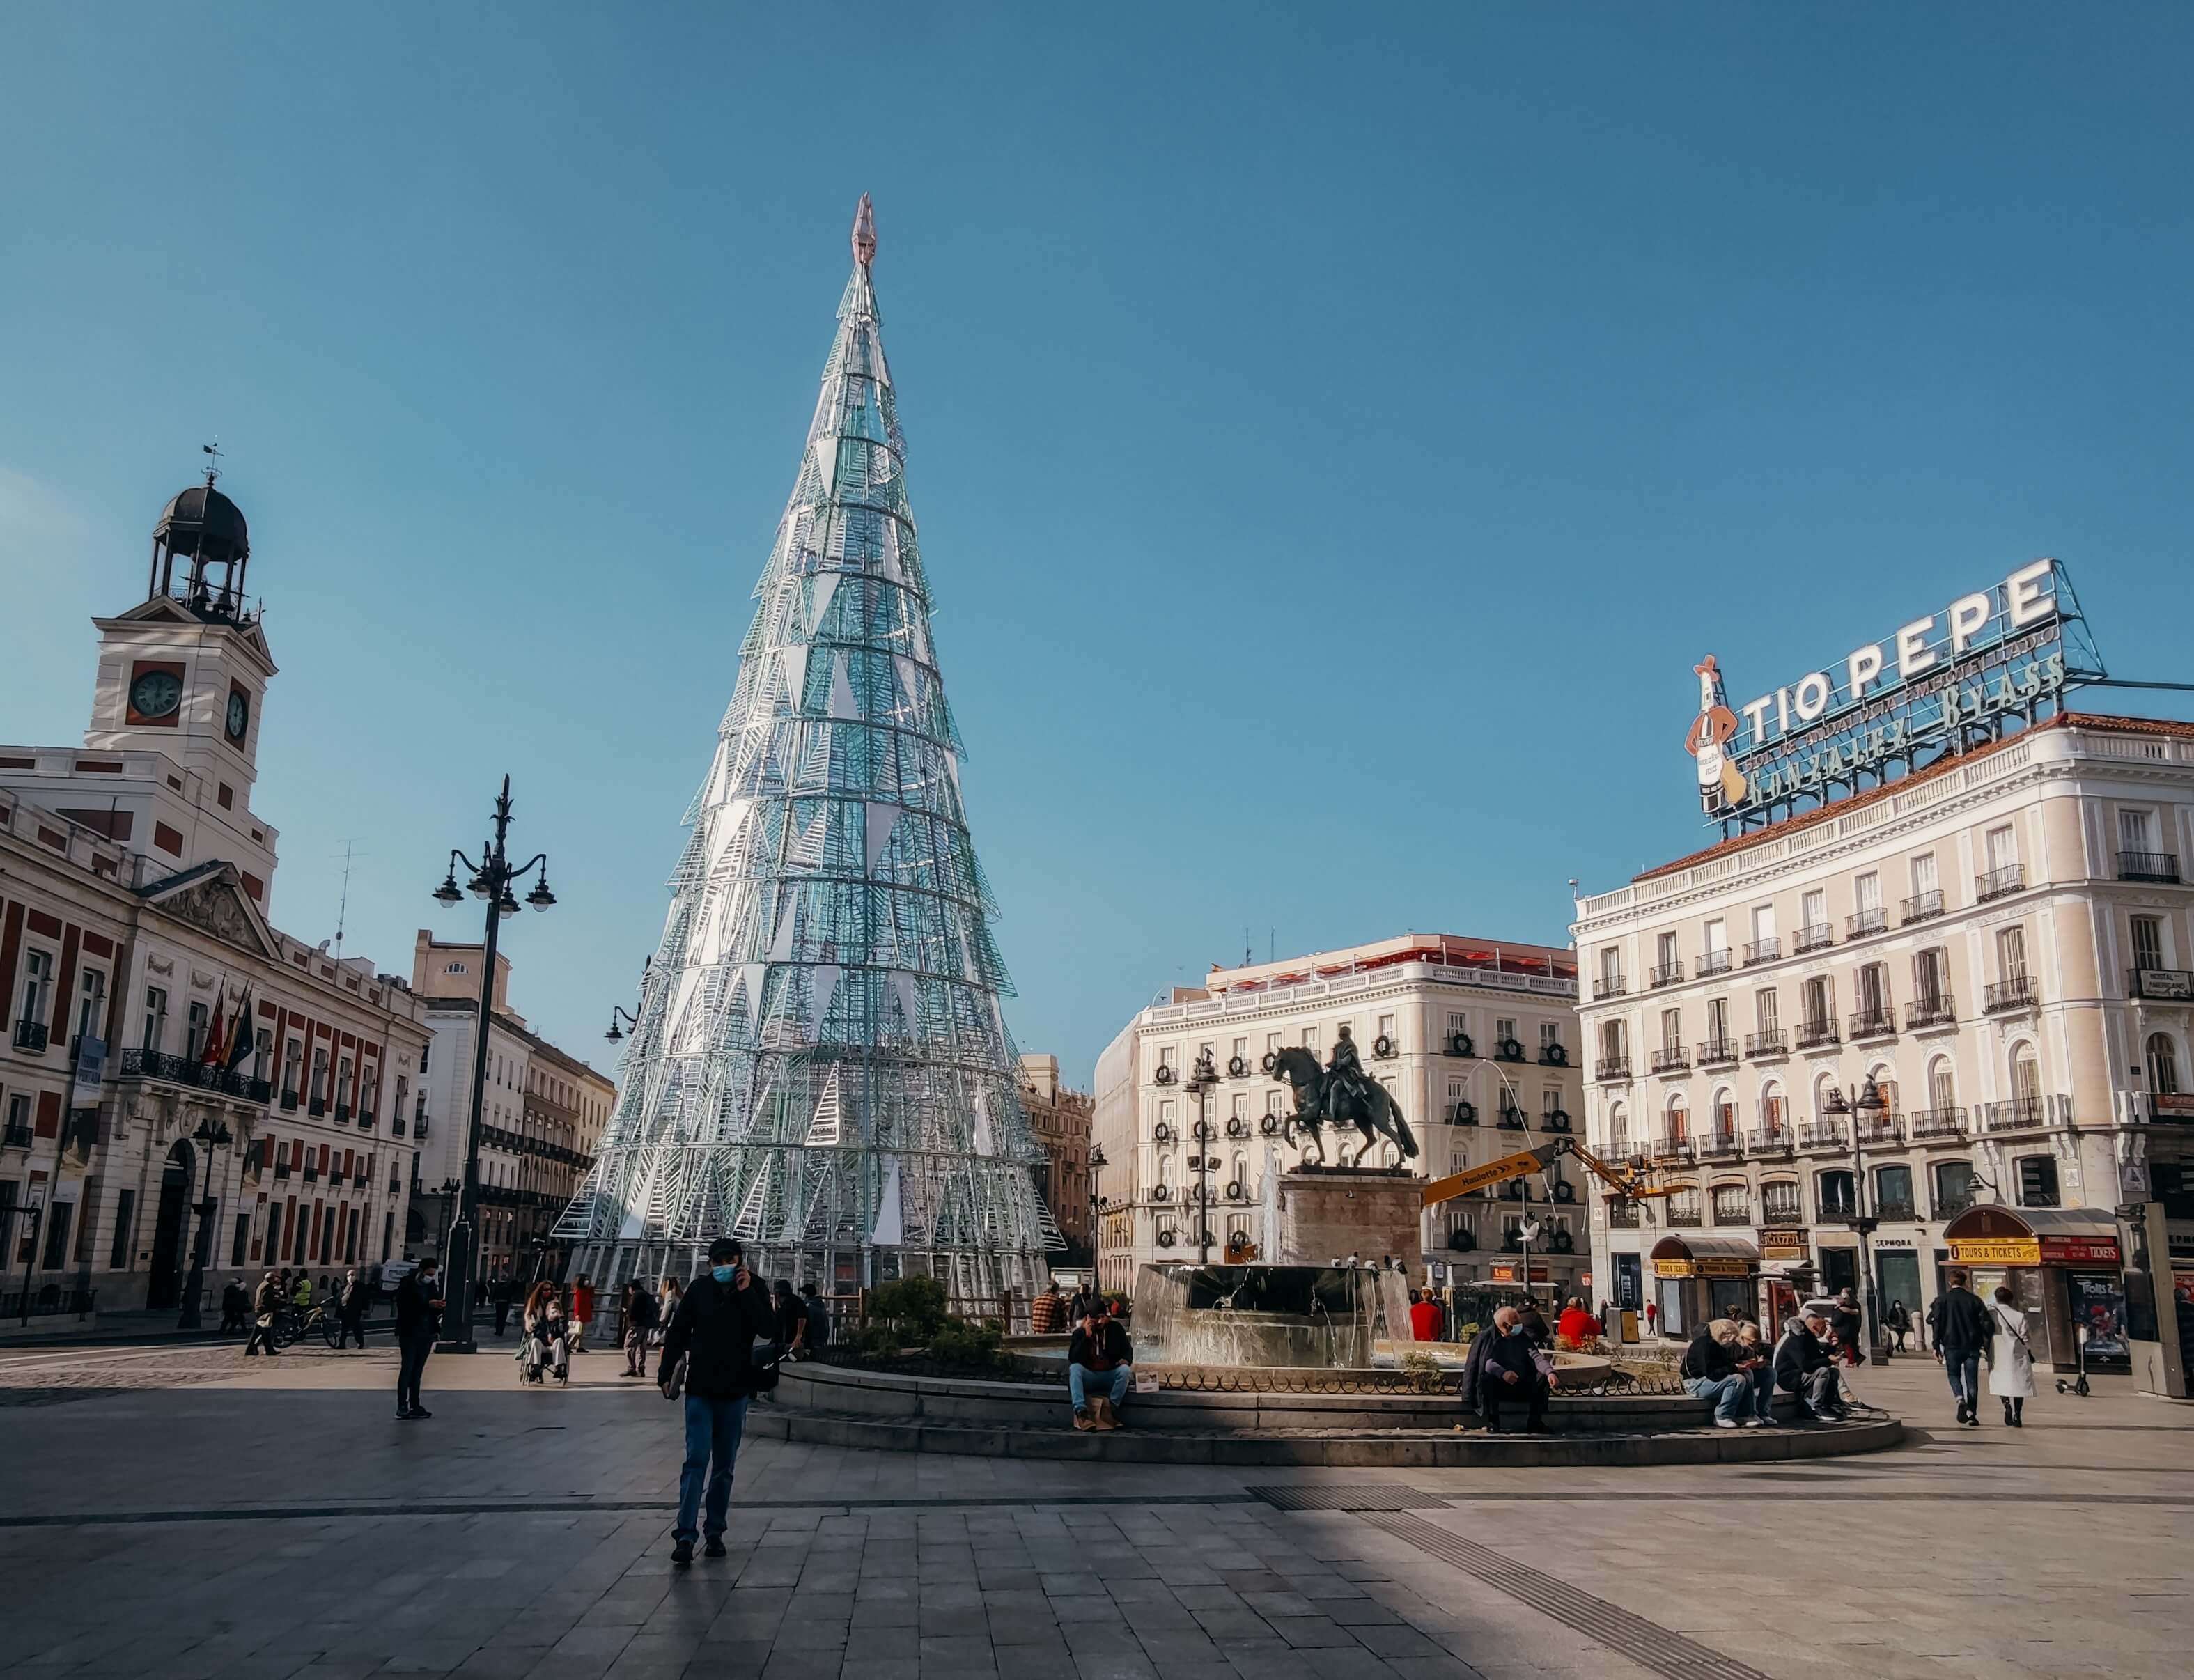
[2055,1323,2092,1397]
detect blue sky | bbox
[5,7,2193,1087]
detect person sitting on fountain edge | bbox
[1068,1303,1134,1433]
[1461,1306,1550,1433]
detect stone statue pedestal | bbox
[1273,1168,1420,1269]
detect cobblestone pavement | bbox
[0,1338,2186,1679]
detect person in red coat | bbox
[1555,1297,1599,1346]
[1408,1289,1445,1342]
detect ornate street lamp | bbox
[177,1117,233,1330]
[1185,1049,1220,1267]
[604,1005,641,1043]
[1843,1075,1888,1362]
[1087,1142,1107,1286]
[428,775,554,1353]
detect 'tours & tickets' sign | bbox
[1684,559,2105,825]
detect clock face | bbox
[130,669,184,720]
[226,690,251,742]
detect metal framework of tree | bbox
[555,197,1060,1301]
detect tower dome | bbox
[148,470,254,619]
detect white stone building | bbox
[1573,710,2194,1362]
[1092,933,1582,1297]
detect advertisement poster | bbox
[2068,1272,2128,1360]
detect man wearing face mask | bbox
[658,1236,777,1565]
[1464,1306,1551,1433]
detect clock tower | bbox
[67,466,281,898]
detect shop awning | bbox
[1942,1206,2122,1267]
[1649,1234,1759,1278]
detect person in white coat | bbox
[1986,1285,2035,1426]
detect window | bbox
[1300,1027,1317,1049]
[1664,1095,1689,1143]
[141,987,167,1053]
[1598,949,1621,988]
[1986,823,2018,873]
[444,960,468,975]
[40,1201,73,1270]
[2132,915,2165,974]
[1913,947,1949,1006]
[1934,1160,1977,1215]
[1656,931,1679,971]
[1752,904,1776,944]
[1874,1165,1914,1216]
[1711,1184,1749,1225]
[1802,975,1833,1027]
[75,970,105,1043]
[2016,1155,2060,1208]
[1855,872,1881,912]
[231,1213,249,1267]
[1817,1170,1855,1218]
[1856,963,1889,1016]
[283,1041,302,1096]
[1266,1032,1281,1055]
[186,1001,210,1059]
[2120,808,2158,854]
[1929,1060,1956,1110]
[1755,988,1780,1032]
[1607,1103,1630,1156]
[2149,1033,2181,1098]
[1375,1017,1394,1046]
[1496,1017,1517,1045]
[1541,1087,1563,1119]
[1801,889,1826,928]
[1762,1180,1801,1222]
[1998,926,2029,980]
[310,1049,329,1101]
[1664,1186,1702,1224]
[1911,853,1938,896]
[1759,1086,1786,1135]
[1659,1009,1681,1051]
[20,949,54,1027]
[2012,1048,2041,1105]
[103,1186,135,1269]
[255,1030,272,1079]
[1706,997,1729,1043]
[1539,1021,1561,1052]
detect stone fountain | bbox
[1132,1261,1414,1369]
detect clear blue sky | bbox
[5,7,2193,1089]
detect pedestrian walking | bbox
[218,1279,247,1334]
[244,1271,283,1356]
[1885,1299,1911,1353]
[492,1270,517,1339]
[1987,1286,2036,1426]
[394,1256,444,1421]
[336,1265,370,1349]
[772,1279,809,1362]
[1830,1289,1865,1366]
[569,1275,595,1353]
[1928,1270,1993,1427]
[1644,1300,1658,1337]
[1771,1311,1846,1420]
[660,1237,775,1565]
[621,1279,660,1378]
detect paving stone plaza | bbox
[0,1337,2186,1680]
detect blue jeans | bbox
[675,1395,751,1542]
[1743,1364,1775,1420]
[1069,1362,1131,1412]
[1943,1349,1981,1406]
[1686,1374,1748,1422]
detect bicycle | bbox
[269,1304,343,1351]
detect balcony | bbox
[1593,974,1627,1000]
[1649,961,1685,988]
[1743,937,1780,967]
[1700,1130,1742,1158]
[1652,1137,1695,1165]
[1984,974,2037,1013]
[1847,907,1888,939]
[1799,1119,1848,1150]
[2118,850,2182,885]
[1792,924,1835,956]
[1875,1199,1920,1224]
[2129,967,2194,1002]
[1745,1029,1787,1059]
[1794,1018,1840,1051]
[280,1089,299,1112]
[1605,1201,1640,1229]
[1664,1205,1704,1229]
[1848,1008,1897,1041]
[1905,995,1957,1030]
[1495,1107,1527,1130]
[308,1098,327,1118]
[1932,1191,1976,1220]
[1594,1057,1633,1082]
[1980,1096,2046,1133]
[272,1162,292,1181]
[1761,1206,1806,1227]
[1697,949,1734,978]
[358,1110,377,1130]
[1746,1126,1791,1154]
[1906,1105,1967,1141]
[1650,1045,1690,1075]
[1,1123,31,1149]
[13,1018,48,1053]
[1697,1039,1739,1068]
[1975,864,2027,903]
[414,1120,432,1142]
[1853,1114,1901,1148]
[334,1104,352,1124]
[1899,889,1945,926]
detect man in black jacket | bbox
[1066,1307,1135,1431]
[336,1266,370,1350]
[659,1237,776,1565]
[1468,1307,1550,1433]
[1772,1311,1844,1420]
[1680,1321,1750,1429]
[393,1257,444,1420]
[1927,1269,1993,1427]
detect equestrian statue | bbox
[1267,1025,1418,1168]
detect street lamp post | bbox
[1846,1076,1887,1364]
[1185,1051,1219,1267]
[430,774,556,1354]
[604,1005,641,1043]
[176,1117,233,1330]
[1087,1142,1107,1286]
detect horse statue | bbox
[1267,1044,1419,1168]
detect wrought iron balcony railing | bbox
[1745,1029,1787,1058]
[1905,1105,1966,1140]
[1798,1119,1847,1149]
[2129,967,2194,1001]
[1846,907,1888,939]
[1697,1039,1739,1067]
[1651,1045,1690,1075]
[1592,974,1627,1000]
[1794,1018,1840,1050]
[1984,974,2037,1013]
[1594,1057,1633,1082]
[1649,961,1685,988]
[2117,850,2182,885]
[1980,1096,2046,1133]
[1849,1008,1897,1041]
[1792,924,1835,955]
[13,1018,48,1053]
[1905,995,1956,1029]
[1697,949,1734,977]
[1743,938,1780,967]
[1900,889,1945,926]
[1975,864,2025,903]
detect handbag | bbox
[660,1353,688,1401]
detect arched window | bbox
[1665,1094,1689,1144]
[2148,1032,2181,1098]
[1758,1080,1786,1140]
[1710,1087,1738,1147]
[1926,1056,1956,1113]
[2010,1043,2041,1119]
[1606,1102,1629,1153]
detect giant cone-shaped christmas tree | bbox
[557,198,1060,1301]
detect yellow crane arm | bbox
[1418,1135,1681,1211]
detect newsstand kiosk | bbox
[1942,1205,2125,1374]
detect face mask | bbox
[713,1265,738,1284]
[1507,1322,1527,1336]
